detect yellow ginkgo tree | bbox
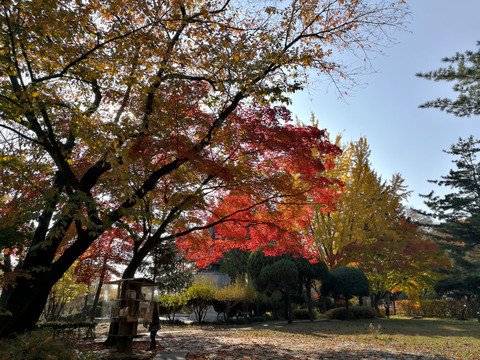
[310,137,410,267]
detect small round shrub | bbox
[293,308,321,320]
[324,306,376,320]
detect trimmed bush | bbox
[324,306,376,320]
[396,299,476,318]
[293,308,321,320]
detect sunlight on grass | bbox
[440,325,468,333]
[238,317,480,359]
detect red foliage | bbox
[74,227,134,286]
[175,102,342,268]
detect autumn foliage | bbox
[340,219,450,300]
[0,0,407,337]
[176,103,342,267]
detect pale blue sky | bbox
[289,1,480,211]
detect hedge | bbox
[324,306,376,320]
[396,299,477,318]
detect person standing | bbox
[385,303,390,318]
[147,301,160,350]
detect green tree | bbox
[42,263,88,322]
[293,257,330,321]
[322,266,369,320]
[186,278,216,323]
[258,259,299,324]
[247,251,300,323]
[416,42,480,117]
[220,249,250,283]
[141,241,194,294]
[421,136,480,317]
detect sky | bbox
[288,0,480,211]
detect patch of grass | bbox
[245,316,480,359]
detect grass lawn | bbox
[224,316,480,359]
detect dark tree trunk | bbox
[89,279,105,322]
[285,292,293,324]
[345,297,350,320]
[0,273,57,337]
[0,219,99,338]
[306,283,314,321]
[371,292,383,316]
[82,285,90,322]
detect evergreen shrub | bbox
[293,308,321,320]
[324,306,376,320]
[396,299,475,318]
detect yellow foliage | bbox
[310,136,409,266]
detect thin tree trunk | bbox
[306,283,314,321]
[345,297,350,320]
[286,292,293,324]
[90,279,105,322]
[82,285,90,321]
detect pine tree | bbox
[416,42,480,117]
[421,137,480,310]
[422,136,480,254]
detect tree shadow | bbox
[155,330,451,359]
[250,318,480,340]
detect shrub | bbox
[158,292,189,322]
[214,281,257,322]
[396,299,476,318]
[0,328,94,360]
[293,308,321,320]
[324,306,376,320]
[186,279,216,323]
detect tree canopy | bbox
[0,0,406,337]
[341,219,450,307]
[325,266,369,300]
[322,266,369,319]
[309,136,409,267]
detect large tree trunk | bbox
[371,292,383,316]
[0,273,57,337]
[0,219,98,338]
